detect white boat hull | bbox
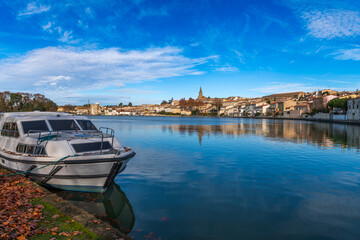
[0,151,135,193]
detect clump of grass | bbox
[31,198,103,240]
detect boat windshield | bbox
[21,120,49,134]
[77,120,97,131]
[72,141,112,153]
[49,120,79,131]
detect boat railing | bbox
[27,130,62,141]
[99,127,115,153]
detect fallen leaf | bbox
[59,232,71,236]
[72,231,81,236]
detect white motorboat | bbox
[0,112,135,193]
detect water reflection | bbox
[55,182,135,234]
[162,120,360,149]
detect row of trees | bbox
[118,102,132,107]
[179,98,204,108]
[0,92,57,112]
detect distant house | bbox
[267,102,281,115]
[263,92,305,101]
[347,98,360,121]
[278,100,298,112]
[75,106,89,115]
[254,104,270,115]
[181,110,192,116]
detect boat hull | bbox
[0,151,135,193]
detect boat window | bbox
[72,141,112,153]
[1,122,19,138]
[16,144,26,153]
[34,146,44,155]
[16,144,46,155]
[26,145,35,154]
[21,120,49,134]
[77,120,97,130]
[49,120,79,131]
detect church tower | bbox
[198,87,204,99]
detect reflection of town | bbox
[163,121,360,149]
[54,183,135,234]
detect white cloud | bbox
[301,9,360,39]
[332,48,360,60]
[18,2,50,17]
[0,46,213,104]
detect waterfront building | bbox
[254,104,270,116]
[279,100,299,112]
[347,98,360,121]
[90,103,101,115]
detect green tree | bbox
[327,98,348,110]
[128,102,133,106]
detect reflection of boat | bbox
[54,182,135,234]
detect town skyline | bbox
[0,0,359,105]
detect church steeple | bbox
[198,86,204,99]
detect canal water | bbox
[72,117,360,239]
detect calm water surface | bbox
[78,117,360,239]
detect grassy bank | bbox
[0,168,130,240]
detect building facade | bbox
[347,98,360,121]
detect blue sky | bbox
[0,0,360,105]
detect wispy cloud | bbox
[138,6,168,19]
[332,48,360,60]
[251,83,328,94]
[214,64,239,72]
[58,30,76,43]
[301,9,360,39]
[42,21,52,31]
[18,2,50,17]
[111,88,164,95]
[34,75,72,86]
[0,46,214,103]
[41,22,80,43]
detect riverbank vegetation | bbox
[0,92,57,112]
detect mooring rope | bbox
[0,155,76,177]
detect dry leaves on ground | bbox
[0,170,46,240]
